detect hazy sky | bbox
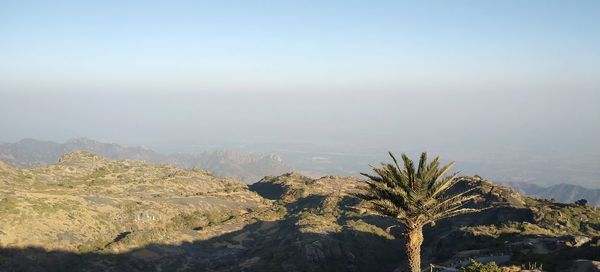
[1,1,599,93]
[1,1,599,187]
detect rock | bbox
[566,236,591,247]
[569,260,600,272]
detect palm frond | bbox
[356,152,481,227]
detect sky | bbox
[1,1,599,187]
[1,0,599,93]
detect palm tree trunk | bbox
[405,226,424,272]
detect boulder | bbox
[566,236,591,247]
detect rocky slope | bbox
[250,175,600,271]
[0,152,271,252]
[0,157,599,272]
[0,138,291,182]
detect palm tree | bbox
[356,152,481,272]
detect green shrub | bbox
[460,260,501,272]
[206,211,233,226]
[170,211,207,229]
[289,187,306,199]
[87,166,111,179]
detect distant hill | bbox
[2,156,598,271]
[0,138,291,183]
[504,181,600,206]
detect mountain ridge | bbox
[504,181,600,206]
[0,153,599,271]
[0,138,291,183]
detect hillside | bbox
[0,155,599,271]
[0,138,291,183]
[505,182,600,206]
[0,152,275,252]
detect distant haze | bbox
[1,1,599,187]
[1,90,599,188]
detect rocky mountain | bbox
[504,182,600,206]
[1,154,599,272]
[0,152,272,251]
[0,138,291,183]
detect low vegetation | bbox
[0,151,598,271]
[461,261,501,272]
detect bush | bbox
[460,260,501,272]
[575,199,588,206]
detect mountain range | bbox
[504,182,600,206]
[1,138,599,208]
[0,153,598,271]
[0,138,290,183]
